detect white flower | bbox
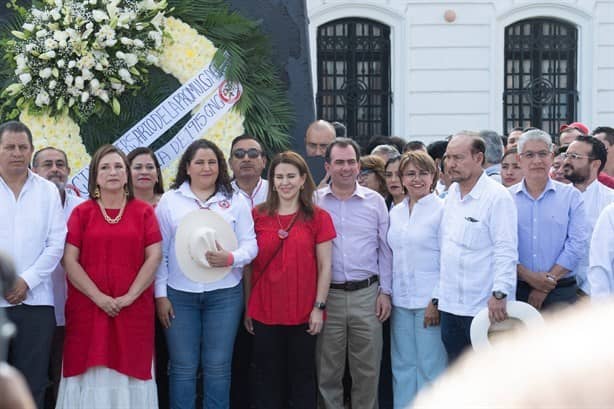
[124,53,138,67]
[36,29,48,39]
[15,54,27,69]
[68,60,76,68]
[64,74,73,86]
[44,38,58,50]
[50,9,61,21]
[19,73,32,84]
[53,30,68,43]
[118,68,133,84]
[22,23,35,32]
[146,54,158,64]
[81,91,90,103]
[35,90,51,107]
[98,90,110,103]
[92,10,109,22]
[57,59,65,68]
[115,51,125,59]
[133,39,144,48]
[49,80,57,89]
[120,37,133,45]
[74,76,84,89]
[81,68,93,80]
[148,31,162,44]
[89,78,101,91]
[39,50,56,60]
[25,44,36,52]
[39,68,52,78]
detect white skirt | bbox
[55,366,158,409]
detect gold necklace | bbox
[97,198,126,224]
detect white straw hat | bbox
[175,209,238,283]
[470,301,544,351]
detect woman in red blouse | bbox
[57,145,162,408]
[245,151,336,409]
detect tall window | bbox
[316,18,391,147]
[503,18,578,136]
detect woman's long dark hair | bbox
[257,151,317,219]
[170,139,232,197]
[127,147,165,195]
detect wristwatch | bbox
[314,301,326,310]
[492,291,507,300]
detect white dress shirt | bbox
[155,182,258,297]
[579,181,614,293]
[231,178,269,208]
[0,171,67,308]
[388,193,443,309]
[438,172,518,317]
[52,193,86,325]
[588,202,614,299]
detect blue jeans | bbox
[390,307,447,408]
[439,311,473,364]
[165,283,243,409]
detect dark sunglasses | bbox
[232,148,262,159]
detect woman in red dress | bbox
[245,151,336,409]
[57,145,162,408]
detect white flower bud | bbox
[39,67,53,79]
[75,76,84,89]
[19,73,32,84]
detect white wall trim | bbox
[307,2,407,138]
[494,3,593,134]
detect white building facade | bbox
[306,0,614,146]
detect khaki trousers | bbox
[316,283,382,409]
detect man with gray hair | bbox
[480,130,504,183]
[511,129,588,310]
[31,147,84,408]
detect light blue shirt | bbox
[510,178,588,279]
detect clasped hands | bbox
[93,291,137,318]
[526,270,557,310]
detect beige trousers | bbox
[316,283,382,409]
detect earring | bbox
[94,186,100,199]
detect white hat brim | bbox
[175,209,239,283]
[470,300,544,350]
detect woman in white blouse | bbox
[154,139,257,409]
[387,151,447,408]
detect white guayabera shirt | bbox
[0,171,66,308]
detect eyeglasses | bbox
[402,170,432,179]
[560,152,594,161]
[519,150,550,160]
[232,148,262,159]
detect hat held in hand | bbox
[175,210,238,283]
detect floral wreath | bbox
[0,0,292,187]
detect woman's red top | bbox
[248,206,336,325]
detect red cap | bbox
[559,122,589,135]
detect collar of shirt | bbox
[319,182,367,200]
[513,177,557,201]
[178,181,230,209]
[232,177,264,198]
[451,170,491,201]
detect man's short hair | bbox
[32,147,69,168]
[592,126,614,146]
[518,129,553,153]
[0,121,33,146]
[480,130,504,164]
[324,137,361,163]
[427,140,448,161]
[575,135,608,173]
[403,140,427,153]
[331,122,346,138]
[230,133,264,153]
